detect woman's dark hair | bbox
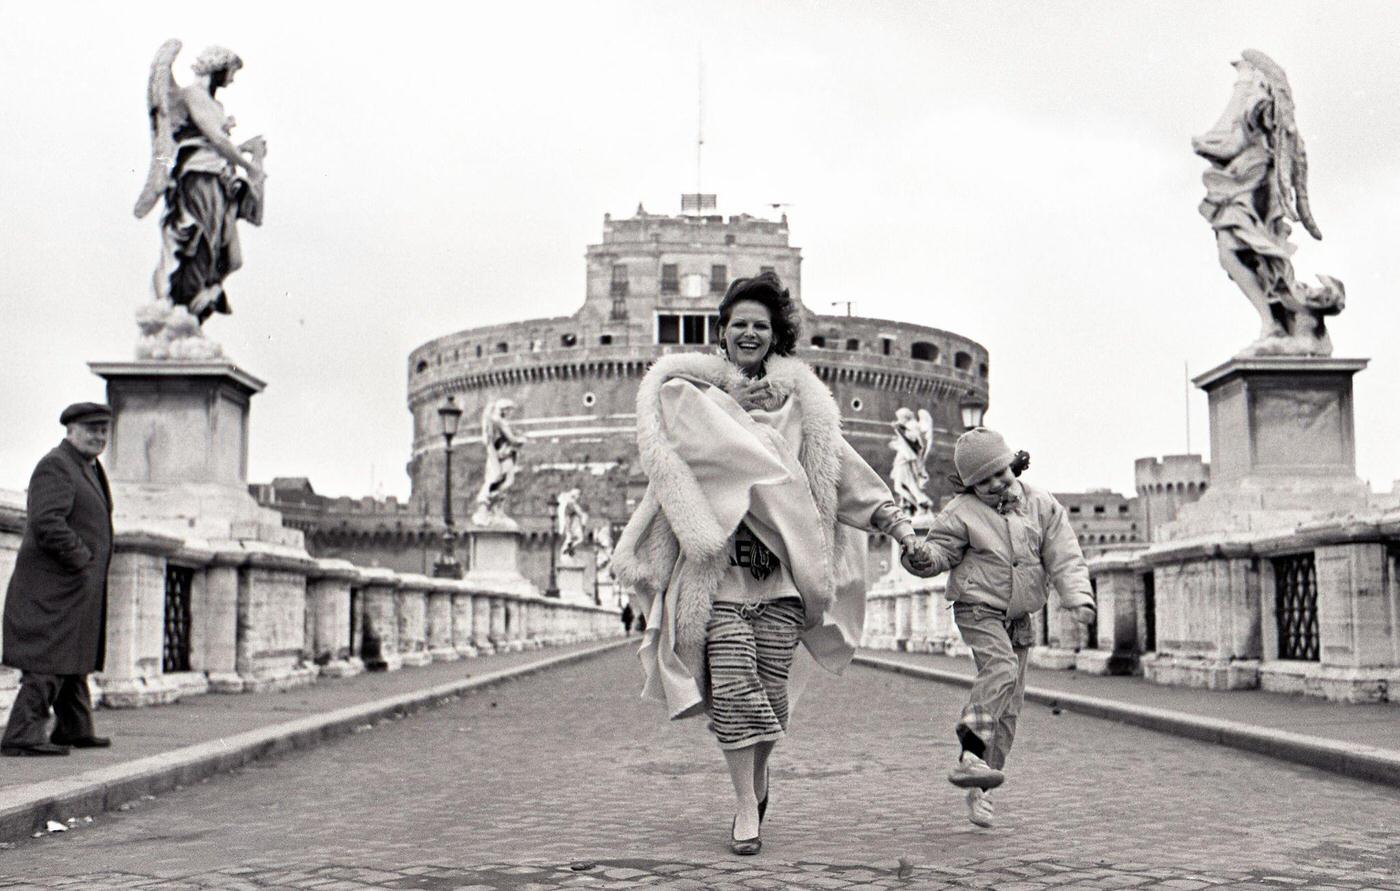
[716,271,800,358]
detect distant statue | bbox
[593,522,616,580]
[1192,49,1344,357]
[133,40,267,359]
[471,399,526,525]
[889,407,934,516]
[556,488,589,561]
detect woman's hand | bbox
[732,379,775,411]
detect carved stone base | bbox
[96,673,195,708]
[399,650,433,668]
[240,664,319,694]
[316,658,364,679]
[1030,647,1077,670]
[1074,649,1137,676]
[1259,661,1400,703]
[1141,653,1260,689]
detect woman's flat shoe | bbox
[730,817,761,856]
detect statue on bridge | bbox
[556,488,589,562]
[888,407,934,517]
[472,399,526,526]
[1192,49,1344,358]
[133,40,268,359]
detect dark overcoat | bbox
[2,440,113,674]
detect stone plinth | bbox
[358,567,402,671]
[426,581,460,661]
[556,561,588,604]
[97,530,191,707]
[464,525,536,597]
[1079,553,1145,676]
[1165,357,1369,539]
[91,361,302,547]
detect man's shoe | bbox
[51,735,111,749]
[966,788,995,828]
[1,741,70,757]
[947,751,1004,790]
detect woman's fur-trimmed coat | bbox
[613,352,891,719]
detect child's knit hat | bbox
[954,427,1015,487]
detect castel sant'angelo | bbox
[258,193,990,589]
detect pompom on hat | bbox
[954,427,1015,487]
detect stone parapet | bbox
[0,509,624,722]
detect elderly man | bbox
[2,403,115,756]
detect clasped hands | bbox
[898,535,939,577]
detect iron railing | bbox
[1272,553,1320,661]
[162,564,194,673]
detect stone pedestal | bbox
[1140,542,1261,689]
[556,560,589,604]
[451,590,479,657]
[307,558,363,678]
[395,575,433,667]
[426,581,460,661]
[464,524,536,597]
[1166,357,1369,539]
[90,361,302,547]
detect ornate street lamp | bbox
[958,390,988,429]
[433,395,464,579]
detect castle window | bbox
[850,398,864,412]
[661,264,679,294]
[415,359,428,374]
[1069,505,1081,514]
[880,336,894,356]
[599,334,613,345]
[911,342,939,362]
[978,362,988,379]
[1094,505,1106,514]
[1119,505,1130,513]
[710,264,727,294]
[560,333,578,348]
[811,335,827,348]
[657,314,680,344]
[582,392,596,408]
[846,338,860,351]
[954,351,973,371]
[611,264,629,297]
[495,342,509,353]
[475,345,483,357]
[725,234,736,246]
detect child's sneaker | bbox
[965,788,994,827]
[947,750,1005,789]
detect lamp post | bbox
[545,493,560,598]
[958,390,988,429]
[433,396,464,579]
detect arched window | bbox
[560,333,578,347]
[414,359,428,374]
[495,342,509,353]
[978,362,989,379]
[911,342,939,362]
[954,351,973,371]
[810,335,827,348]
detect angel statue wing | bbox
[133,39,183,219]
[480,399,497,445]
[916,409,935,463]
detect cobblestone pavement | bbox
[1,648,1397,889]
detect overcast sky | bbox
[2,1,1397,502]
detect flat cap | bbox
[59,402,113,425]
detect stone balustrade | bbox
[0,501,624,715]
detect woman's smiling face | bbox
[722,299,774,375]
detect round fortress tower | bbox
[406,197,990,559]
[1134,454,1211,542]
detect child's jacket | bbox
[922,480,1095,619]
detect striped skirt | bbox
[705,598,805,750]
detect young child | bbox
[902,427,1096,828]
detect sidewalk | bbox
[0,638,632,844]
[856,648,1400,788]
